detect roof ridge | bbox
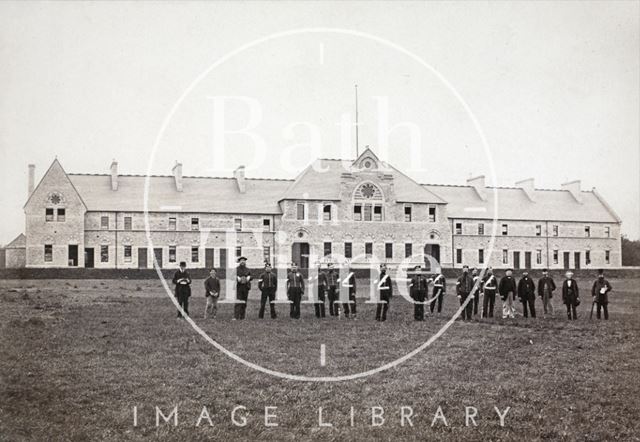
[69,173,294,182]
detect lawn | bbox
[0,277,639,441]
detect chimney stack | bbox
[28,164,35,197]
[515,177,535,202]
[172,161,183,192]
[234,165,246,193]
[561,180,582,203]
[110,159,118,191]
[467,175,487,201]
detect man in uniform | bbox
[410,265,428,321]
[287,262,305,319]
[234,256,251,320]
[481,267,498,318]
[537,268,556,317]
[325,263,339,316]
[315,264,327,318]
[562,271,580,320]
[471,268,481,316]
[517,270,536,318]
[456,265,474,321]
[258,262,278,319]
[172,261,191,318]
[499,268,517,319]
[375,264,393,322]
[591,269,612,320]
[429,271,446,316]
[342,268,357,319]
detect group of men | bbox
[173,256,614,322]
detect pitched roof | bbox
[67,174,291,214]
[5,233,26,249]
[422,184,619,223]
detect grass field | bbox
[1,277,639,441]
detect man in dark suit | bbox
[235,256,251,320]
[376,264,393,322]
[538,268,556,317]
[410,265,428,321]
[258,262,277,319]
[499,269,517,319]
[591,269,612,320]
[172,261,191,318]
[315,265,327,318]
[325,263,339,316]
[517,270,536,318]
[456,265,474,321]
[287,262,305,319]
[342,268,357,319]
[562,271,580,320]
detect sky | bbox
[1,1,638,244]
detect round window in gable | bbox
[48,192,63,205]
[364,160,372,169]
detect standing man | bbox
[471,268,481,316]
[538,268,556,317]
[342,268,357,319]
[375,264,393,322]
[591,269,612,320]
[562,271,580,320]
[517,270,536,318]
[429,271,446,316]
[235,256,251,320]
[287,262,305,319]
[173,261,192,318]
[499,269,517,319]
[456,265,474,321]
[481,267,498,318]
[315,264,327,318]
[325,263,339,316]
[258,262,278,319]
[410,265,428,321]
[203,268,220,319]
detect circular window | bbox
[297,231,304,238]
[49,192,63,205]
[364,160,372,169]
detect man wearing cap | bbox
[287,262,305,319]
[234,256,251,320]
[471,268,481,316]
[562,271,580,320]
[429,271,446,316]
[172,261,192,318]
[517,270,536,318]
[375,264,393,321]
[537,268,556,317]
[325,263,340,317]
[315,264,327,318]
[258,262,278,319]
[481,267,497,318]
[410,265,428,321]
[499,269,517,319]
[456,265,475,321]
[342,268,357,319]
[591,269,612,320]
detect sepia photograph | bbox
[1,1,639,440]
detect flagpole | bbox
[355,84,359,158]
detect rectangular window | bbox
[585,226,591,237]
[191,217,199,231]
[46,208,54,222]
[57,208,66,222]
[363,205,372,221]
[404,205,412,222]
[373,204,382,221]
[535,225,542,236]
[553,249,559,264]
[296,203,305,220]
[263,218,271,232]
[456,248,463,264]
[44,244,53,262]
[478,223,484,235]
[263,246,271,265]
[553,225,558,237]
[101,215,109,229]
[536,249,542,265]
[385,243,393,259]
[605,226,610,238]
[323,204,332,221]
[100,245,109,263]
[344,242,352,259]
[323,242,332,257]
[501,224,508,236]
[353,204,362,221]
[502,249,509,264]
[478,249,484,264]
[191,246,199,263]
[124,216,132,230]
[235,246,242,258]
[124,245,132,263]
[169,246,177,263]
[405,243,412,258]
[428,206,436,222]
[234,218,242,231]
[365,242,373,258]
[455,223,462,235]
[585,250,591,265]
[169,217,176,230]
[605,250,610,264]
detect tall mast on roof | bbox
[355,84,359,158]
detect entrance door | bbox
[205,248,215,269]
[574,252,581,270]
[138,248,147,269]
[563,252,570,269]
[513,251,521,269]
[525,251,532,269]
[291,242,310,271]
[153,248,163,268]
[84,248,94,268]
[424,244,441,271]
[68,245,78,267]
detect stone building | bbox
[21,148,621,270]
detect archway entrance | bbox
[423,244,440,271]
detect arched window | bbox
[353,182,383,222]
